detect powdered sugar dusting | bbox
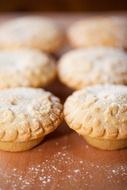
[0,147,127,190]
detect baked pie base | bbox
[0,137,44,152]
[84,136,127,150]
[0,88,63,152]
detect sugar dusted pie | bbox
[64,85,127,150]
[0,16,65,53]
[0,88,63,152]
[67,16,127,49]
[58,47,127,90]
[0,49,56,88]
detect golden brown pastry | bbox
[0,88,63,152]
[58,47,127,90]
[0,16,65,53]
[67,17,127,49]
[64,85,127,150]
[0,49,56,88]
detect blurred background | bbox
[0,0,127,12]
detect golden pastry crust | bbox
[58,47,127,90]
[64,85,127,150]
[84,136,127,150]
[0,49,56,88]
[0,16,65,53]
[67,17,127,49]
[0,137,44,152]
[0,88,63,151]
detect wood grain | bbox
[0,13,127,190]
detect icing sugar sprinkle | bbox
[0,147,127,190]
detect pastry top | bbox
[0,16,65,53]
[0,49,56,88]
[0,88,63,142]
[64,85,127,140]
[58,47,127,89]
[67,16,127,49]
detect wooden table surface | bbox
[0,13,127,190]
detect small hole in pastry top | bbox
[11,102,17,105]
[10,98,18,106]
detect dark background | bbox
[0,0,127,12]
